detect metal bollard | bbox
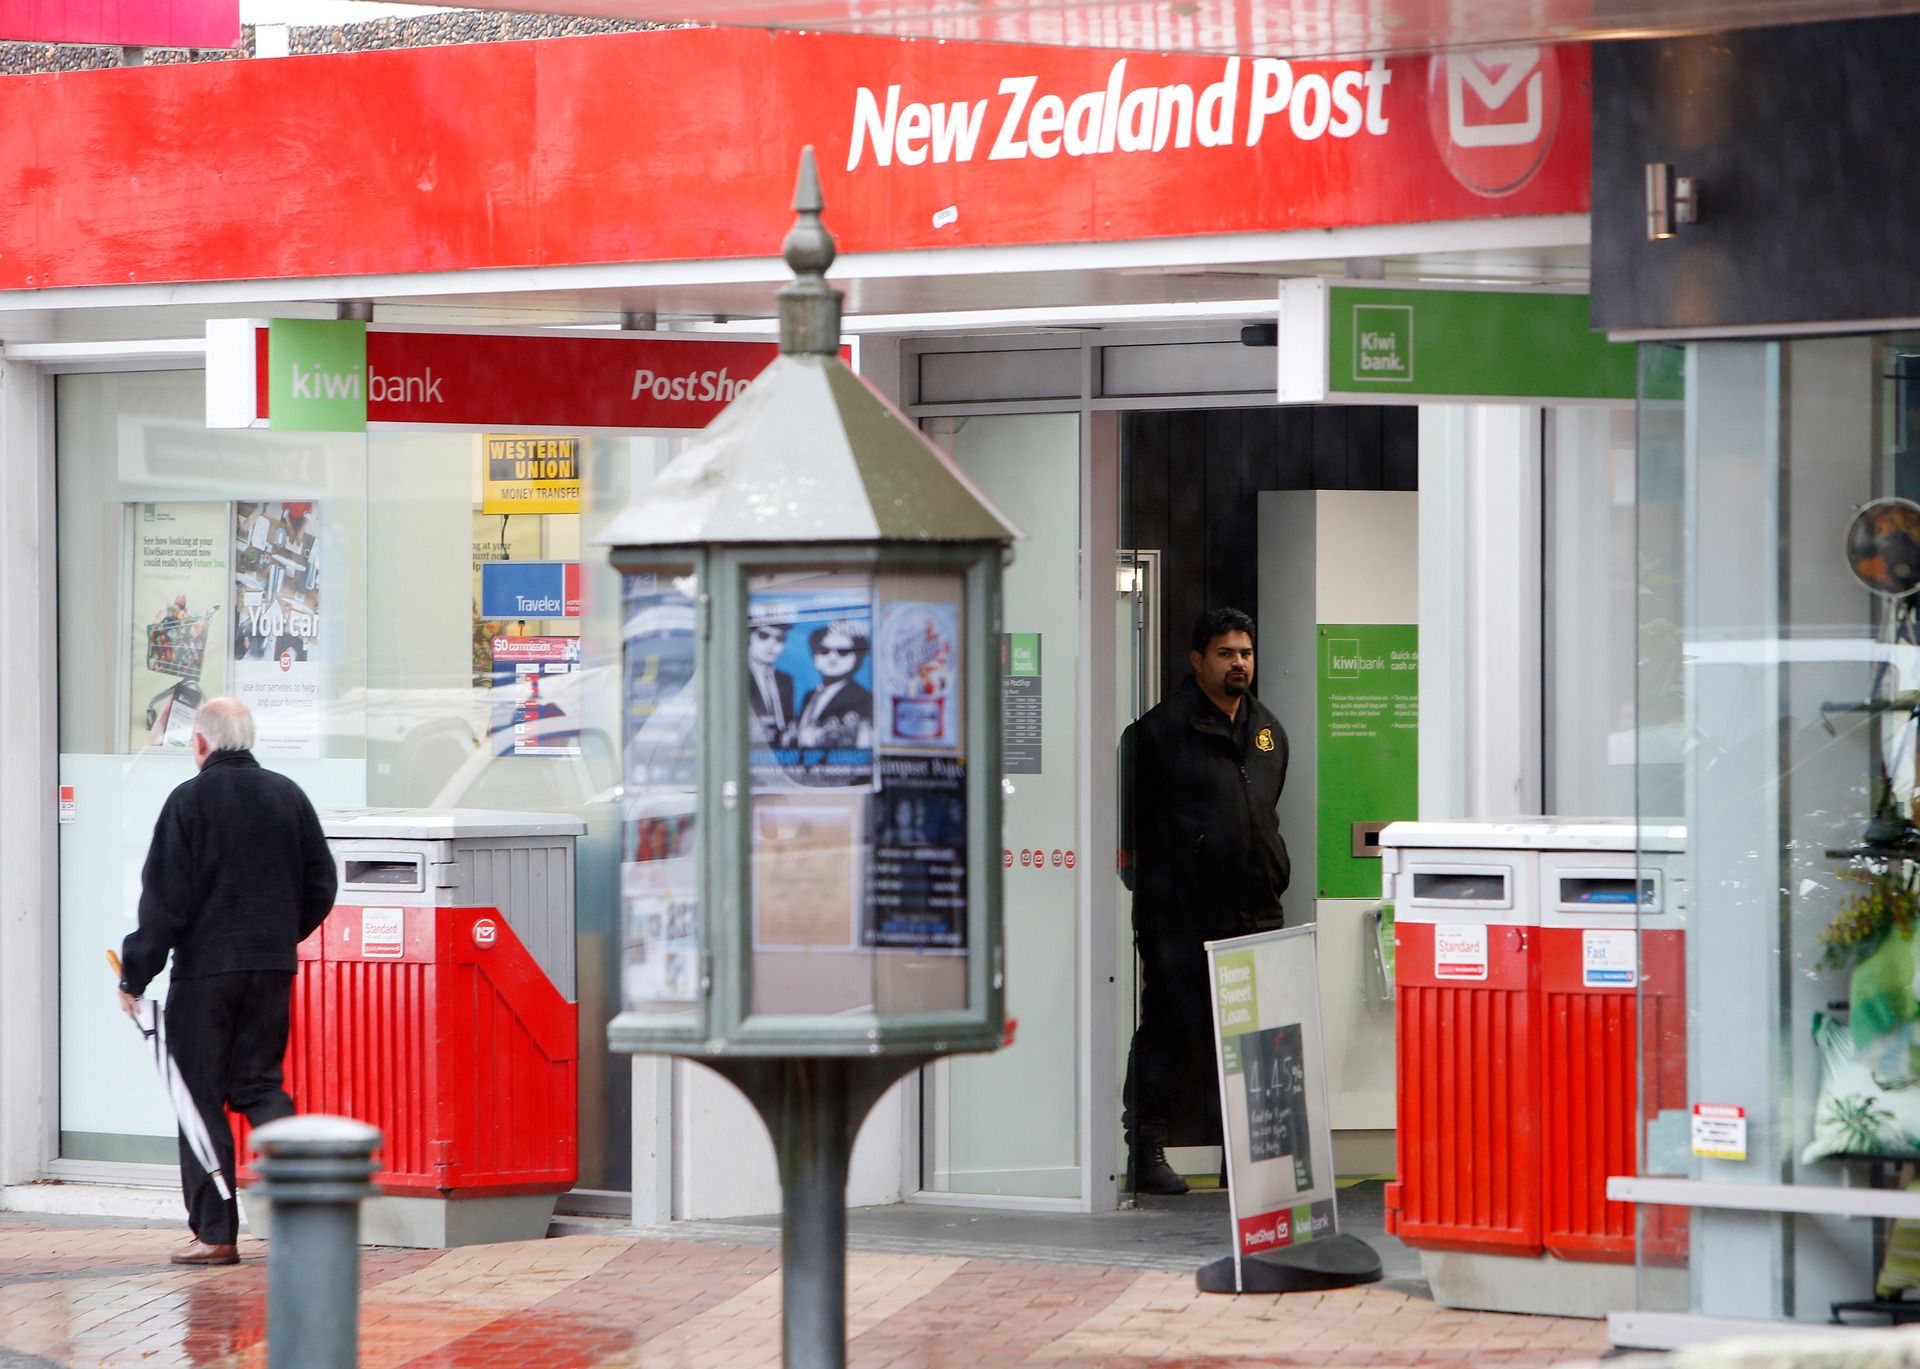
[251,1115,381,1369]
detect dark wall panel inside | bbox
[1122,404,1417,705]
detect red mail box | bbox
[235,903,577,1197]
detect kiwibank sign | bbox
[209,319,785,433]
[268,319,368,432]
[1275,280,1636,405]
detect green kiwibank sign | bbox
[268,318,368,432]
[1277,281,1636,403]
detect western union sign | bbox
[482,434,581,515]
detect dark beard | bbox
[1224,675,1250,696]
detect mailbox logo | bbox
[473,917,499,950]
[1425,47,1561,197]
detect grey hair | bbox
[194,697,256,753]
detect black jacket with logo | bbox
[120,749,339,997]
[1120,677,1290,936]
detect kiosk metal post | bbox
[597,148,1018,1369]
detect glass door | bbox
[918,412,1082,1199]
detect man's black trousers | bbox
[1122,930,1215,1146]
[164,970,297,1244]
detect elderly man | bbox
[117,697,338,1266]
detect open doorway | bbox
[1114,404,1417,1197]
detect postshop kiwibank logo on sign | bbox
[847,56,1396,169]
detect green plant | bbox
[1826,1092,1897,1154]
[1822,865,1920,972]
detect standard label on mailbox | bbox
[362,907,404,958]
[1582,928,1636,987]
[1433,923,1488,980]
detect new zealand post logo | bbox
[1425,48,1561,197]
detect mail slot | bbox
[342,855,426,892]
[1551,871,1661,914]
[1409,867,1512,908]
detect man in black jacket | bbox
[1119,607,1289,1195]
[117,697,338,1266]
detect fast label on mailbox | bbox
[473,918,499,949]
[1582,928,1637,987]
[362,907,405,959]
[1691,1103,1748,1161]
[1433,923,1488,980]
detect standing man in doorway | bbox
[1119,607,1290,1195]
[117,697,338,1265]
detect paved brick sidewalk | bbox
[0,1222,1611,1368]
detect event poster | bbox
[1209,926,1339,1283]
[620,572,700,1007]
[876,602,959,749]
[489,635,580,756]
[864,755,967,951]
[745,579,875,789]
[230,501,322,757]
[126,502,229,753]
[752,800,861,950]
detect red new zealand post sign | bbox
[0,31,1588,293]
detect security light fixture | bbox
[1645,162,1698,240]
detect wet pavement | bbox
[0,1186,1612,1368]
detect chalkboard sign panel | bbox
[1239,1023,1313,1191]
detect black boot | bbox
[1129,1141,1190,1196]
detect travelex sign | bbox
[480,562,582,620]
[1275,281,1638,404]
[211,320,784,434]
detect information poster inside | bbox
[1002,632,1042,774]
[481,433,581,515]
[125,502,229,752]
[230,500,322,757]
[489,635,580,756]
[619,571,700,1006]
[1316,624,1417,898]
[1209,926,1339,1285]
[864,755,967,951]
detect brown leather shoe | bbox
[170,1240,239,1266]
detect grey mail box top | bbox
[321,807,588,840]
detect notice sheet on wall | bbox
[125,502,230,753]
[231,500,322,757]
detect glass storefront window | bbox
[1633,334,1920,1320]
[55,367,678,1195]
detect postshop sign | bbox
[207,320,782,434]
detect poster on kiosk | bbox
[1207,925,1341,1291]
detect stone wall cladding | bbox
[0,12,666,75]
